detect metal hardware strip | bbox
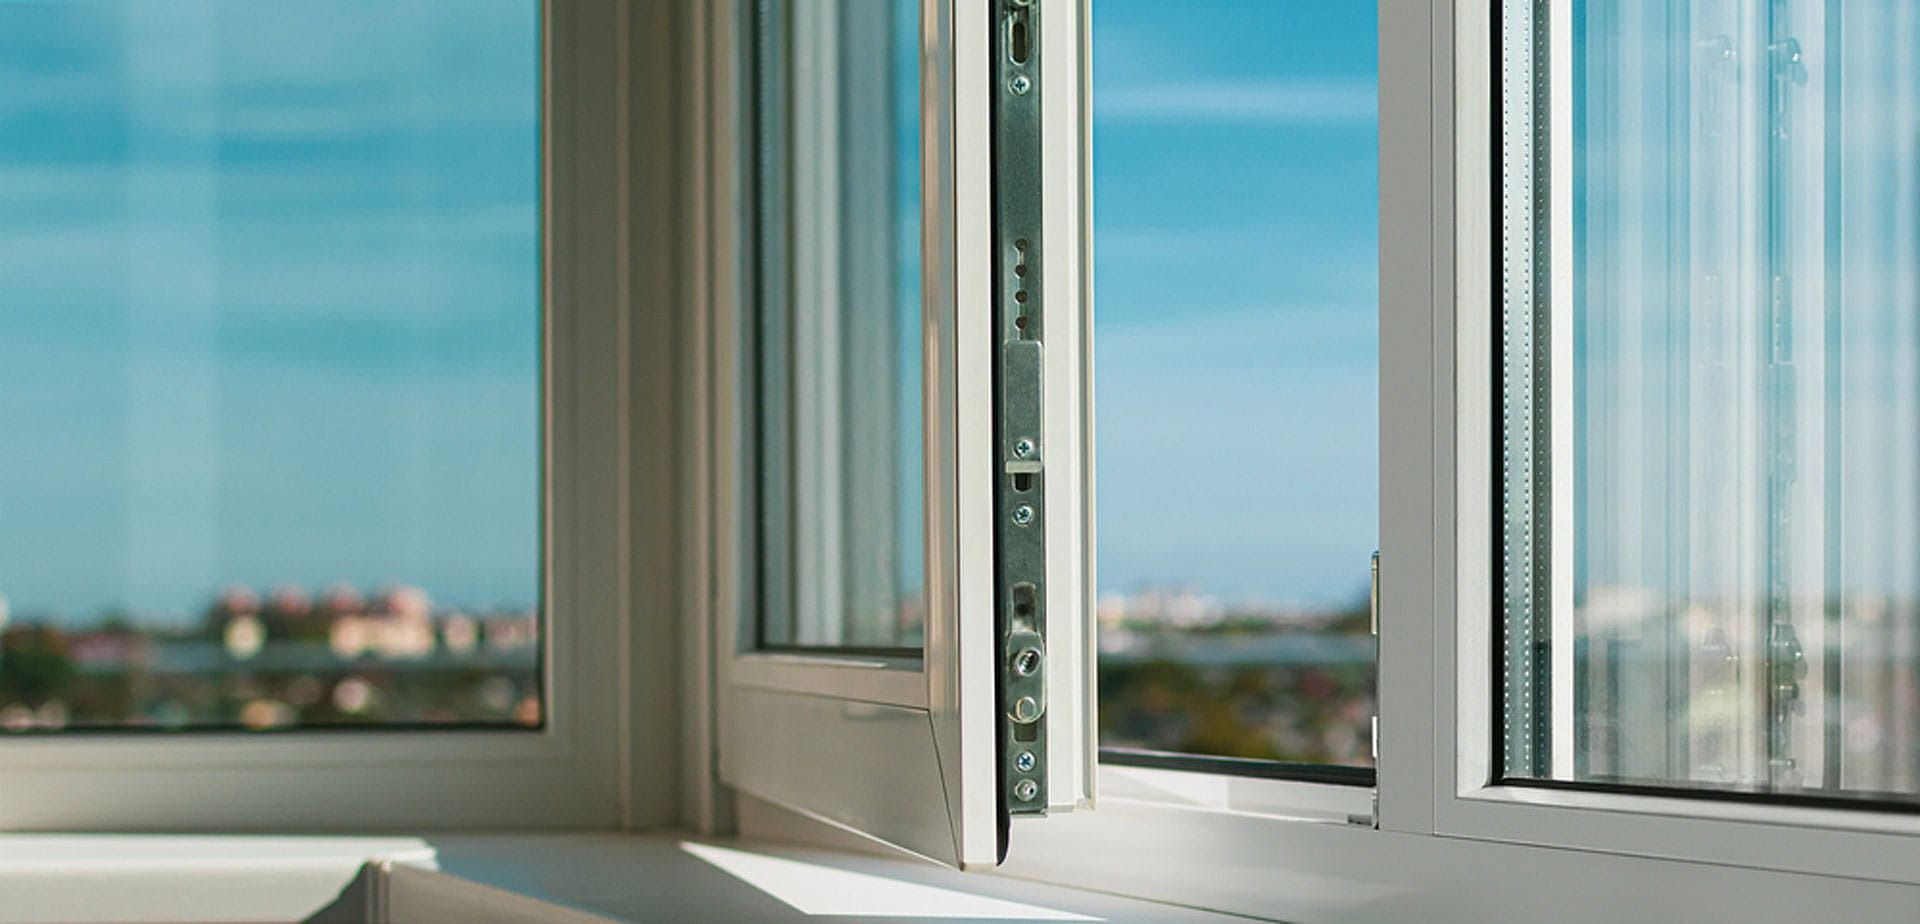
[1498,0,1553,779]
[992,0,1046,816]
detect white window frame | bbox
[700,0,1096,870]
[0,0,675,833]
[695,0,1920,917]
[708,0,1000,868]
[1435,0,1920,885]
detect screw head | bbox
[1012,646,1041,676]
[1012,695,1042,723]
[1009,74,1032,95]
[1011,504,1035,526]
[1013,438,1036,459]
[1013,778,1039,801]
[1015,750,1037,773]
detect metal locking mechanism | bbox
[993,0,1047,816]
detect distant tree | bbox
[1323,582,1374,635]
[0,625,76,705]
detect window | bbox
[715,0,1097,868]
[0,0,541,731]
[715,0,1920,912]
[751,0,925,653]
[1091,0,1380,769]
[1499,0,1920,804]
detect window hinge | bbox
[1369,550,1380,636]
[1370,550,1380,819]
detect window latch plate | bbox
[994,0,1047,818]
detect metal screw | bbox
[1009,74,1032,95]
[1013,778,1039,801]
[1012,695,1042,723]
[1012,647,1041,676]
[1013,438,1036,459]
[1015,750,1036,772]
[1011,504,1035,526]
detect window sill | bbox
[0,834,424,923]
[0,832,1239,923]
[739,764,1920,922]
[996,783,1920,922]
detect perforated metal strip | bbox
[992,0,1048,816]
[1499,0,1553,778]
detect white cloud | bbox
[1096,79,1376,125]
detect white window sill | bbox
[0,832,1241,923]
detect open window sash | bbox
[712,0,1094,869]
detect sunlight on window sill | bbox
[679,841,1097,920]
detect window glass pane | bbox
[753,0,924,651]
[1093,1,1378,765]
[1503,0,1920,802]
[0,0,542,731]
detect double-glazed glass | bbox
[1502,0,1920,802]
[0,0,542,731]
[1092,0,1379,766]
[752,0,925,651]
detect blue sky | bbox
[1093,1,1379,607]
[0,0,1375,624]
[0,1,539,621]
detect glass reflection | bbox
[0,0,541,730]
[753,0,925,650]
[1513,0,1920,800]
